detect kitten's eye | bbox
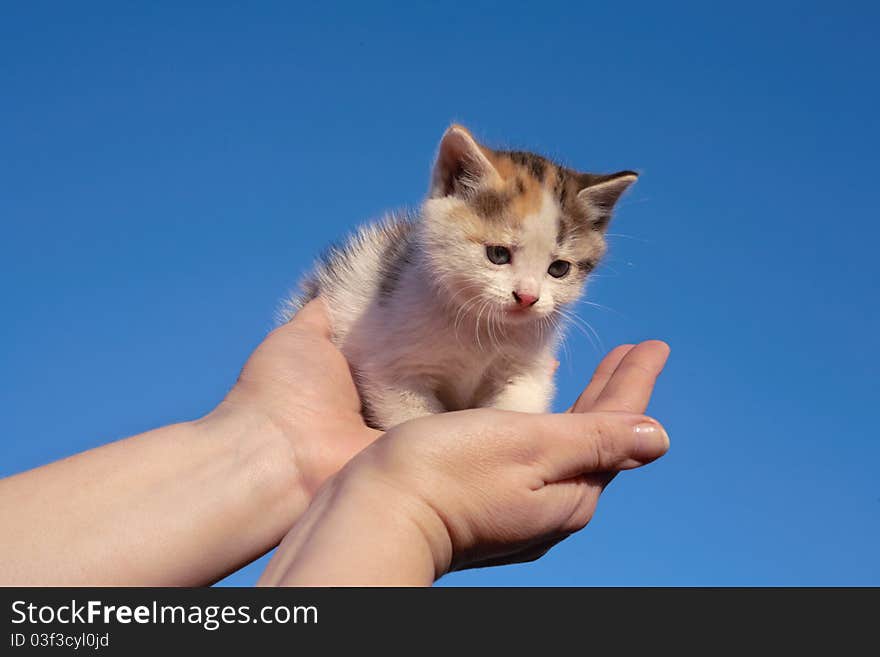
[547,260,571,278]
[486,245,511,265]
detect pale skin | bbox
[0,299,669,586]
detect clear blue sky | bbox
[2,1,878,586]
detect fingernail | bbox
[633,422,670,458]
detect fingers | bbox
[525,411,670,482]
[569,344,635,412]
[588,340,670,414]
[286,298,332,338]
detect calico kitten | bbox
[284,125,637,430]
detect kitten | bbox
[284,125,637,430]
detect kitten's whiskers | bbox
[556,307,604,354]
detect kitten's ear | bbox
[430,125,500,198]
[576,170,639,230]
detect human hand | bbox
[203,299,381,498]
[259,340,670,585]
[460,339,671,569]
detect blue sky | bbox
[2,1,878,586]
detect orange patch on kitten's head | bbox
[429,124,638,256]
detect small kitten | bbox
[284,125,637,430]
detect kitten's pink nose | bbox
[512,291,539,308]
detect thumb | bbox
[526,411,670,482]
[287,298,332,338]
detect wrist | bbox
[259,459,451,586]
[192,403,312,549]
[343,463,455,582]
[355,460,455,581]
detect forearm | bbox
[0,409,307,585]
[258,470,446,587]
